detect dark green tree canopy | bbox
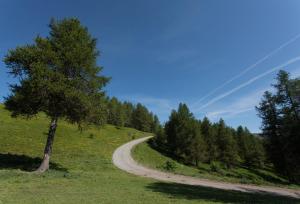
[257,70,300,182]
[156,103,265,169]
[4,18,110,126]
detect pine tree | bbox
[107,97,125,127]
[236,126,249,161]
[244,135,265,168]
[151,115,161,133]
[189,120,207,166]
[123,101,134,127]
[257,70,300,182]
[153,125,167,146]
[216,119,239,168]
[131,103,152,132]
[4,18,110,172]
[201,117,218,162]
[165,103,193,159]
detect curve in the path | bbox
[112,136,300,199]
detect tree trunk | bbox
[36,117,58,173]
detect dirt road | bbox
[112,136,300,198]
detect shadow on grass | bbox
[147,182,299,203]
[147,140,186,164]
[0,153,68,172]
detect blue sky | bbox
[1,0,300,132]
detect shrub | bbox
[210,161,223,173]
[163,160,177,172]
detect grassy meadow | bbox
[0,105,299,203]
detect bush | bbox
[162,160,177,172]
[210,161,222,173]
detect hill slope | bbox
[133,141,300,188]
[0,105,299,204]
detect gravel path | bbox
[112,136,300,199]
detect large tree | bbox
[165,103,207,164]
[3,18,110,172]
[257,70,300,182]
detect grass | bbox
[132,140,300,189]
[0,105,299,203]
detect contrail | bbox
[191,33,300,108]
[193,55,300,112]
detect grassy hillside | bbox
[0,105,299,204]
[133,141,300,189]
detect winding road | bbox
[112,136,300,199]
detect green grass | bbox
[0,105,299,203]
[132,141,300,189]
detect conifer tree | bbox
[257,70,300,182]
[189,121,207,166]
[4,18,110,172]
[216,119,239,168]
[123,101,134,127]
[132,103,152,132]
[201,117,218,162]
[107,97,125,127]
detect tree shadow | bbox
[148,140,187,164]
[0,153,68,172]
[146,182,299,204]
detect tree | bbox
[257,70,300,182]
[131,103,153,132]
[201,117,218,163]
[165,103,194,158]
[3,18,110,172]
[216,119,239,168]
[236,126,247,161]
[236,126,265,168]
[244,135,265,168]
[107,97,125,127]
[122,101,134,127]
[151,115,160,133]
[189,120,207,166]
[164,103,207,164]
[152,124,166,146]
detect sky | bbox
[1,0,300,132]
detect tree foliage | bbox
[155,103,265,169]
[257,70,300,182]
[4,18,110,172]
[104,97,160,133]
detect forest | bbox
[149,70,300,184]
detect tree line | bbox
[104,97,160,133]
[153,103,265,169]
